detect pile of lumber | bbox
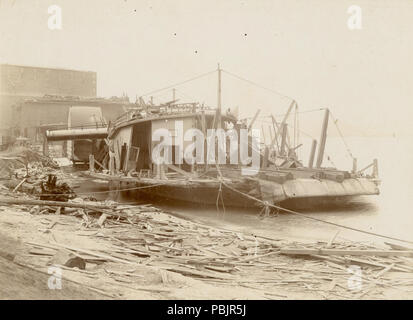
[1,192,411,299]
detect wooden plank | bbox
[280,248,413,257]
[89,154,95,172]
[13,178,27,192]
[165,163,195,178]
[384,242,413,251]
[94,158,107,171]
[342,256,412,272]
[374,263,395,279]
[247,109,261,132]
[326,230,340,248]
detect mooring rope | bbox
[221,180,413,245]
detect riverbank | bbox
[0,152,412,299]
[1,193,412,299]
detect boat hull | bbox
[114,177,379,210]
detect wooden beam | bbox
[13,178,27,192]
[280,100,296,126]
[280,248,413,257]
[0,197,116,212]
[247,109,261,132]
[373,158,379,178]
[270,115,280,152]
[352,157,357,173]
[357,162,374,174]
[262,146,269,168]
[279,123,288,156]
[94,158,107,171]
[165,163,195,178]
[217,64,222,129]
[89,154,95,172]
[268,125,274,146]
[308,139,317,168]
[261,125,266,145]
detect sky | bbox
[1,0,412,137]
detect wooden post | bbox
[316,108,329,168]
[109,153,115,175]
[262,146,269,168]
[268,125,273,147]
[352,158,357,174]
[62,141,67,157]
[123,145,131,174]
[89,154,95,172]
[373,158,379,178]
[43,134,49,156]
[280,123,288,156]
[160,164,166,180]
[270,115,280,153]
[308,139,317,168]
[261,125,266,145]
[280,100,296,128]
[248,109,261,132]
[201,110,207,172]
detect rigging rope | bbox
[329,111,355,160]
[139,70,216,97]
[222,69,294,101]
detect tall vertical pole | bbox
[217,63,222,129]
[308,139,317,168]
[293,104,297,148]
[268,125,273,146]
[373,158,379,178]
[280,123,288,156]
[43,134,49,156]
[352,158,357,174]
[316,108,329,168]
[261,125,266,145]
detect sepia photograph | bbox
[0,0,412,307]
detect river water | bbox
[75,136,413,246]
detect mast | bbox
[316,108,329,168]
[217,63,222,129]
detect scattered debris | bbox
[0,151,411,300]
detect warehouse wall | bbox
[0,64,96,97]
